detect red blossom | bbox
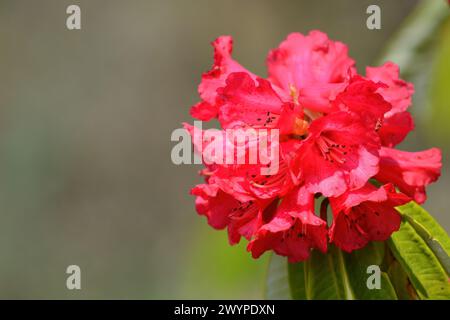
[329,183,410,252]
[366,62,415,147]
[185,31,442,262]
[267,31,355,113]
[332,76,392,128]
[375,147,442,204]
[295,111,381,197]
[190,36,257,121]
[248,187,327,262]
[216,72,301,133]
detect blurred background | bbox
[0,0,448,299]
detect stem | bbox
[320,198,329,222]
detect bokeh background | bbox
[0,0,448,299]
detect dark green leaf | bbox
[265,254,291,300]
[288,262,306,300]
[344,242,397,300]
[304,245,351,299]
[387,260,417,300]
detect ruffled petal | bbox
[217,72,298,130]
[333,75,391,127]
[191,182,273,244]
[378,111,414,147]
[365,62,415,147]
[190,36,256,121]
[375,147,442,204]
[267,31,355,113]
[329,183,410,252]
[190,101,218,121]
[366,62,414,116]
[184,122,302,201]
[227,198,273,245]
[297,112,380,197]
[212,140,302,200]
[247,187,327,262]
[190,183,231,229]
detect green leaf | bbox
[396,202,450,276]
[388,221,450,299]
[397,202,450,256]
[266,201,450,300]
[288,261,306,300]
[403,218,450,277]
[387,260,417,300]
[304,245,352,300]
[343,242,398,300]
[265,253,291,300]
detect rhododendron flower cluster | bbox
[185,31,442,262]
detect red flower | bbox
[184,32,442,262]
[212,140,301,200]
[216,72,301,134]
[332,76,392,128]
[366,62,414,116]
[190,36,257,121]
[248,187,327,262]
[267,31,355,113]
[375,147,442,204]
[366,62,415,147]
[191,183,231,230]
[329,183,410,252]
[191,182,273,245]
[295,112,380,197]
[184,122,302,201]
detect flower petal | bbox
[190,36,256,121]
[378,111,414,147]
[366,62,414,117]
[267,31,355,113]
[329,183,410,252]
[375,147,442,204]
[333,75,392,127]
[248,187,327,262]
[217,72,297,130]
[297,112,380,197]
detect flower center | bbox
[250,161,288,189]
[292,117,309,136]
[289,84,300,105]
[316,135,348,164]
